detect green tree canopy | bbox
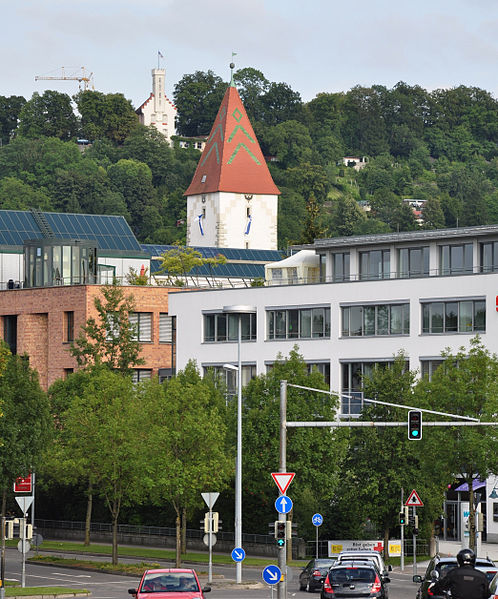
[18,91,78,140]
[69,284,144,374]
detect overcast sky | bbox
[2,0,497,108]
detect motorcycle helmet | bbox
[457,548,476,567]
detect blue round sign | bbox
[231,547,245,562]
[312,513,323,527]
[275,495,293,514]
[262,564,281,585]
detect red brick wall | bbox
[0,285,182,390]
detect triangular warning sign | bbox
[271,472,295,495]
[405,489,424,507]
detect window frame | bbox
[267,306,330,340]
[421,299,486,334]
[341,303,409,337]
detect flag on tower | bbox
[244,215,252,235]
[196,214,204,236]
[158,50,164,58]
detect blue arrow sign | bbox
[262,564,281,585]
[312,513,323,527]
[231,547,246,562]
[275,495,293,514]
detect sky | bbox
[2,0,498,108]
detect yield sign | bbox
[405,489,424,507]
[15,496,33,514]
[271,472,295,495]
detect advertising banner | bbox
[328,539,401,557]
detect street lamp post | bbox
[222,305,256,585]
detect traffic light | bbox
[4,519,14,540]
[408,410,422,440]
[276,521,286,547]
[399,511,406,525]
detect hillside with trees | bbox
[0,70,497,248]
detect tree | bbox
[0,351,51,519]
[258,82,303,126]
[369,189,417,232]
[239,348,347,540]
[233,67,269,122]
[300,193,328,243]
[53,368,145,564]
[329,195,367,237]
[107,158,156,238]
[75,91,139,144]
[413,337,498,553]
[173,71,227,137]
[0,95,26,145]
[157,245,226,286]
[421,197,445,230]
[69,284,144,374]
[267,120,313,168]
[17,91,78,140]
[287,162,330,203]
[0,177,52,211]
[139,362,231,566]
[277,187,307,248]
[335,354,424,552]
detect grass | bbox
[4,586,89,597]
[27,540,307,569]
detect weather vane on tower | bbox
[230,51,237,86]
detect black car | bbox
[321,562,390,599]
[299,559,336,592]
[413,555,496,599]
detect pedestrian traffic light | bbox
[408,410,422,440]
[276,521,286,547]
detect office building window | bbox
[132,369,152,383]
[440,243,473,275]
[359,250,390,280]
[3,315,17,355]
[421,300,485,333]
[420,360,444,380]
[398,247,429,278]
[203,313,256,342]
[341,360,403,416]
[267,306,330,340]
[129,313,152,342]
[480,241,498,272]
[64,311,74,343]
[159,314,174,343]
[332,252,350,282]
[206,364,256,399]
[307,362,331,386]
[342,303,409,336]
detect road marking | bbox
[52,572,92,578]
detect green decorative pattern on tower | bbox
[228,125,255,144]
[201,142,220,166]
[227,143,261,165]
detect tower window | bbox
[202,208,206,218]
[247,207,251,218]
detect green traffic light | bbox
[276,539,285,547]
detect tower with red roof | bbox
[185,66,280,250]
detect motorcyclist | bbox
[432,548,489,599]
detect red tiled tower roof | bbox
[184,85,280,196]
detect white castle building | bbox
[136,68,177,144]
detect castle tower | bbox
[136,68,177,144]
[184,68,280,250]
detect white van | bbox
[336,550,392,577]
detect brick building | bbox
[0,284,178,390]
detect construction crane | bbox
[35,66,94,91]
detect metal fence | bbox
[35,519,275,546]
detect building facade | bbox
[0,285,178,390]
[136,68,177,144]
[168,224,498,544]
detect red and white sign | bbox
[14,474,32,493]
[405,489,424,507]
[271,472,295,495]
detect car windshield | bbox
[330,568,376,583]
[141,573,198,592]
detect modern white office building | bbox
[168,223,498,544]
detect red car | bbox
[129,568,211,599]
